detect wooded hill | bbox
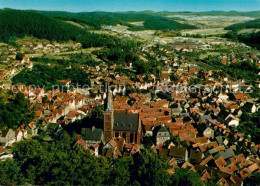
[0,9,85,42]
[29,10,197,30]
[0,9,119,47]
[225,18,260,31]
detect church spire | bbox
[105,82,113,112]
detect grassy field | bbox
[64,21,86,29]
[182,28,228,36]
[199,51,221,59]
[128,21,144,26]
[16,36,49,46]
[51,47,102,61]
[27,47,103,63]
[238,28,260,34]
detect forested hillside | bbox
[225,18,260,31]
[0,9,118,47]
[224,31,260,49]
[0,93,34,129]
[143,17,196,30]
[12,65,91,90]
[31,10,197,30]
[0,9,86,42]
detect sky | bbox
[0,0,260,12]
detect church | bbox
[103,84,142,144]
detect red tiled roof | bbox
[240,168,251,179]
[0,146,5,154]
[215,157,227,168]
[28,122,35,129]
[201,170,211,181]
[248,163,259,173]
[200,155,213,166]
[233,93,247,100]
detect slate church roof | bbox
[113,113,139,131]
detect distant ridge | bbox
[0,9,85,42]
[25,9,197,30]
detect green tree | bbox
[0,93,34,129]
[0,160,24,185]
[130,149,171,185]
[171,168,204,186]
[105,158,131,185]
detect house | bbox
[26,122,38,135]
[102,139,118,158]
[215,148,235,160]
[28,61,33,69]
[169,146,188,163]
[0,129,16,145]
[217,177,229,186]
[203,127,214,139]
[156,124,171,145]
[73,139,90,151]
[21,129,27,139]
[226,116,239,127]
[181,161,196,172]
[201,169,211,181]
[21,56,29,64]
[229,93,247,101]
[81,126,103,146]
[190,149,202,163]
[92,143,100,156]
[15,130,23,142]
[230,175,243,186]
[199,114,217,124]
[218,93,229,101]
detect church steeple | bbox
[103,81,114,143]
[106,82,113,112]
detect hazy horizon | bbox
[1,0,260,13]
[2,7,260,14]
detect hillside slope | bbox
[0,9,123,48]
[225,18,260,31]
[0,9,86,42]
[31,10,197,30]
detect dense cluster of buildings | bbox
[0,36,259,184]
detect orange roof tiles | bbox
[240,168,251,179]
[215,157,227,168]
[230,154,246,164]
[0,146,5,154]
[201,170,211,181]
[200,155,213,166]
[248,163,259,173]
